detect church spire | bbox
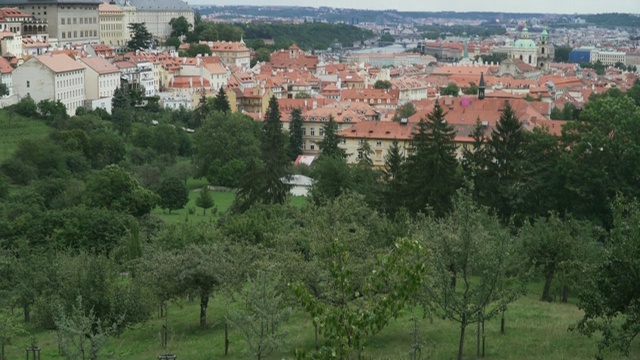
[478,73,486,100]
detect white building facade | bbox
[13,54,85,115]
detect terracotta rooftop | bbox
[35,53,84,73]
[79,56,119,75]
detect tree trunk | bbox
[541,266,555,302]
[458,319,467,360]
[314,323,319,351]
[450,263,457,288]
[224,321,229,355]
[477,320,481,357]
[500,309,505,335]
[200,291,209,328]
[1,343,5,360]
[481,318,485,357]
[24,304,30,323]
[562,285,569,303]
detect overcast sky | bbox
[188,0,640,14]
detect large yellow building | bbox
[98,2,126,48]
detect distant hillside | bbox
[197,6,638,28]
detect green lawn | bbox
[4,283,638,359]
[152,177,307,223]
[0,112,50,163]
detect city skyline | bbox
[187,0,640,14]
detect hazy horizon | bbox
[186,0,640,15]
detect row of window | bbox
[100,24,123,31]
[57,88,84,101]
[61,17,98,25]
[62,30,98,39]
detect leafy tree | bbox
[165,36,181,49]
[195,186,215,215]
[462,82,478,95]
[519,214,597,302]
[253,48,271,65]
[418,187,524,360]
[12,94,37,117]
[560,95,640,228]
[212,86,231,113]
[127,23,152,50]
[392,102,417,122]
[309,156,351,204]
[441,82,460,96]
[194,111,261,184]
[291,237,424,358]
[228,270,290,360]
[0,310,25,360]
[156,176,188,214]
[294,92,311,99]
[289,108,304,161]
[373,80,392,89]
[404,100,458,217]
[55,296,120,360]
[235,96,289,212]
[37,99,68,120]
[318,115,346,159]
[187,43,212,57]
[84,164,158,217]
[572,197,640,358]
[88,130,126,169]
[169,16,192,37]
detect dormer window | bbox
[344,118,351,123]
[321,117,326,122]
[310,117,316,122]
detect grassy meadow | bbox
[0,112,51,163]
[152,177,307,224]
[4,283,638,359]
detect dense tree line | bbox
[1,84,640,359]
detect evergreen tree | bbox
[485,101,525,222]
[112,87,130,113]
[289,108,304,161]
[462,118,491,202]
[383,139,406,214]
[405,100,458,217]
[127,23,152,50]
[319,115,346,159]
[195,92,210,126]
[212,87,231,113]
[357,140,374,167]
[195,186,216,215]
[234,96,289,212]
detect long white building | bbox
[13,53,86,116]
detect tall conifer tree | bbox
[289,108,304,161]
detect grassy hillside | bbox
[0,112,50,163]
[5,283,638,359]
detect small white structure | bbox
[282,175,314,197]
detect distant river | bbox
[351,43,418,54]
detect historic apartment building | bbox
[6,0,101,44]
